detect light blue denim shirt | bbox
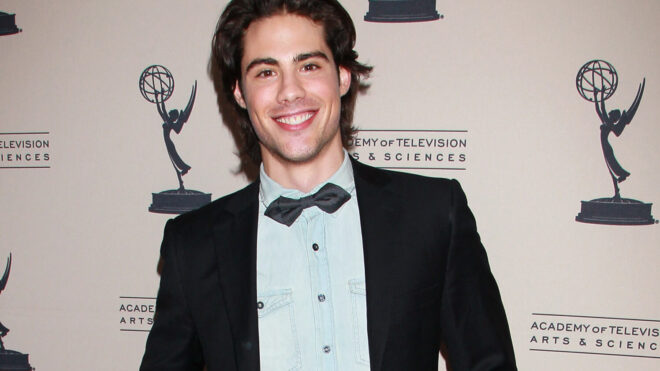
[256,152,370,370]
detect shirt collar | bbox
[259,150,355,208]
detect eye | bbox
[256,69,275,78]
[302,63,319,72]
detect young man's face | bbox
[234,13,351,168]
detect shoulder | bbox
[352,158,459,195]
[164,180,259,235]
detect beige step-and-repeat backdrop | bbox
[1,1,658,370]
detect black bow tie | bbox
[264,183,351,226]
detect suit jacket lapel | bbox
[211,181,261,371]
[352,159,403,371]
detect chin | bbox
[278,149,320,164]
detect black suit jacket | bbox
[141,159,517,371]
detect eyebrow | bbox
[244,57,277,75]
[294,51,329,63]
[244,50,330,74]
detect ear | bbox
[338,66,351,97]
[233,81,247,109]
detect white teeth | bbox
[276,112,313,125]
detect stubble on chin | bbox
[264,138,324,165]
[260,125,341,167]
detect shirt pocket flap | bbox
[349,279,366,295]
[257,289,293,318]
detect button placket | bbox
[305,211,337,368]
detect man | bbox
[141,1,517,370]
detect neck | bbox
[262,141,345,193]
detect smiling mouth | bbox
[274,111,316,126]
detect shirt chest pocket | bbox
[257,289,301,370]
[349,279,370,365]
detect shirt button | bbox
[257,301,264,309]
[323,345,331,353]
[312,243,319,251]
[318,294,326,302]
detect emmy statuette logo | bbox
[139,65,211,214]
[575,60,655,225]
[0,11,21,36]
[365,0,441,23]
[0,254,34,371]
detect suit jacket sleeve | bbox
[440,179,517,371]
[140,219,205,371]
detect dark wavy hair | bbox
[212,0,372,165]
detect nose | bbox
[277,71,305,104]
